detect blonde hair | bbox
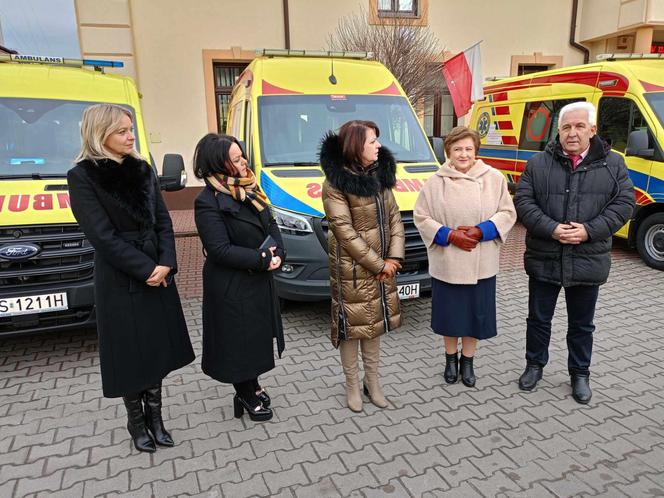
[75,103,142,163]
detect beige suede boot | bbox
[361,336,388,408]
[339,339,363,412]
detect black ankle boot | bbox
[444,352,459,384]
[143,383,174,447]
[460,354,476,387]
[122,394,156,453]
[570,373,592,404]
[518,364,543,391]
[233,395,273,421]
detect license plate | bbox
[397,283,420,300]
[0,292,68,317]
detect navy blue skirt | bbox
[430,276,497,340]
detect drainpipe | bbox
[283,0,291,49]
[570,0,590,63]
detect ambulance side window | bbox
[598,97,651,153]
[519,99,582,151]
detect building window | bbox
[423,84,456,138]
[213,63,246,133]
[517,64,551,76]
[378,0,418,17]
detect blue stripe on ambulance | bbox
[260,170,324,217]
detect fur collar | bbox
[319,132,397,197]
[78,155,155,230]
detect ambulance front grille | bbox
[0,224,94,289]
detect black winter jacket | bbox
[514,135,635,286]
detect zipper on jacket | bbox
[375,194,390,334]
[352,260,357,288]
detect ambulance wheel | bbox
[636,213,664,271]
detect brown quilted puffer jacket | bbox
[320,132,405,348]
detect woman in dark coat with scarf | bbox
[67,104,194,453]
[193,133,285,422]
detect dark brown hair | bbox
[193,133,246,178]
[444,126,480,157]
[338,120,380,167]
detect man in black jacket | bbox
[514,101,635,404]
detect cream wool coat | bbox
[414,159,516,285]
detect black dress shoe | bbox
[571,373,592,404]
[444,352,459,384]
[256,389,271,408]
[460,354,476,387]
[233,395,273,421]
[518,364,543,391]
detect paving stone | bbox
[13,469,63,496]
[129,459,174,490]
[44,450,89,474]
[153,471,200,497]
[293,476,341,497]
[197,463,241,492]
[334,465,381,496]
[399,467,450,496]
[302,454,346,482]
[264,463,310,495]
[221,474,269,497]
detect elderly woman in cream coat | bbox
[414,126,516,388]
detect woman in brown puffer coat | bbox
[320,120,405,413]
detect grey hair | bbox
[75,104,142,163]
[558,101,597,127]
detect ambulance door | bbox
[597,95,662,238]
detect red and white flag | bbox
[442,42,484,117]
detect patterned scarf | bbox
[205,169,269,213]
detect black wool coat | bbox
[67,156,194,398]
[194,186,285,384]
[514,135,635,287]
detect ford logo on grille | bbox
[0,243,41,260]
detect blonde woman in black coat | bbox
[67,104,194,453]
[194,133,285,422]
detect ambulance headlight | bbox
[270,206,314,234]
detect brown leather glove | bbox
[457,225,483,241]
[380,258,401,279]
[448,229,479,251]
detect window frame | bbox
[377,0,419,18]
[213,62,247,133]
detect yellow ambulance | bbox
[0,54,185,336]
[469,54,664,270]
[227,50,445,301]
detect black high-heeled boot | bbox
[143,383,174,447]
[460,354,476,387]
[444,352,459,384]
[122,394,156,453]
[233,395,273,421]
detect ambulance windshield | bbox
[258,95,435,166]
[644,92,664,129]
[0,98,139,178]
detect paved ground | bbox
[1,222,663,497]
